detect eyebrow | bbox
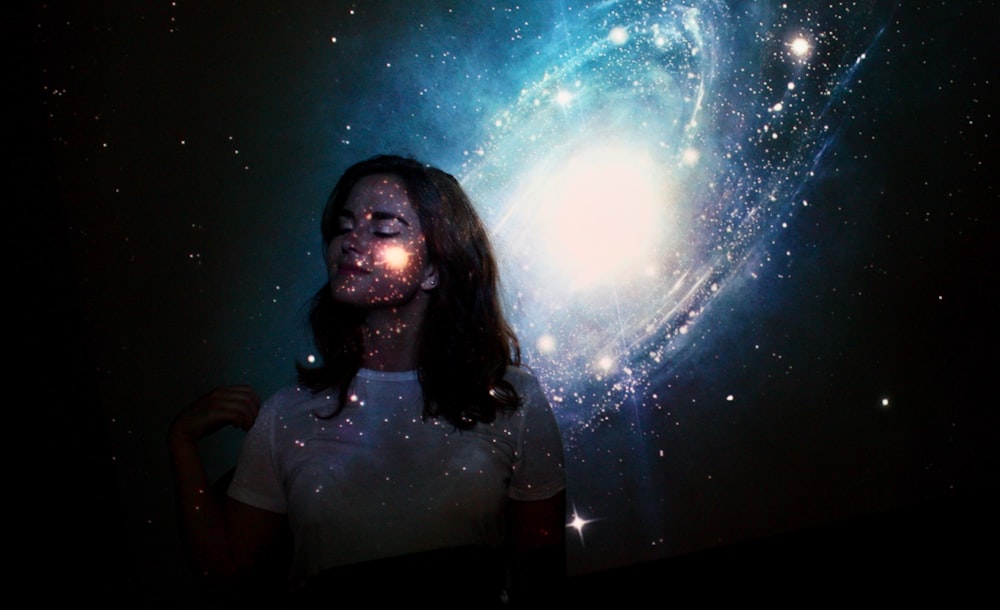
[336,209,412,226]
[371,211,411,226]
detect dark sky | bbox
[18,1,997,606]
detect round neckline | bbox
[356,368,419,382]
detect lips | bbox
[336,260,371,276]
[335,261,369,276]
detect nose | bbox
[339,230,361,253]
[328,233,359,268]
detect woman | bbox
[169,154,566,605]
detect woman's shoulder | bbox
[502,364,541,390]
[502,365,552,411]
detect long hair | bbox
[296,154,522,428]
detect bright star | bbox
[536,333,557,354]
[567,503,601,547]
[789,36,811,58]
[608,26,629,45]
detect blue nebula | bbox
[446,1,893,449]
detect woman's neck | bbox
[359,300,426,371]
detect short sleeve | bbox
[507,369,566,501]
[226,392,287,514]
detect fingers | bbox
[170,384,262,443]
[201,385,261,430]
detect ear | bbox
[420,264,439,291]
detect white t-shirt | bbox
[227,366,565,589]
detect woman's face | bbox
[327,174,436,310]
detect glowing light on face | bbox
[328,175,430,309]
[517,145,669,290]
[381,245,411,271]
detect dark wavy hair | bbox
[296,154,522,429]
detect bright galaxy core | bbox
[454,0,892,448]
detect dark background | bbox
[16,0,996,606]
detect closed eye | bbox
[373,226,402,238]
[334,211,355,236]
[332,223,353,236]
[371,213,407,237]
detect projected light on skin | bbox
[328,176,432,310]
[381,246,411,271]
[458,1,891,455]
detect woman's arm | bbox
[507,489,567,604]
[167,386,287,596]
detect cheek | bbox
[326,239,340,265]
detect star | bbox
[567,502,601,548]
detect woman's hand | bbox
[167,384,284,594]
[169,385,261,446]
